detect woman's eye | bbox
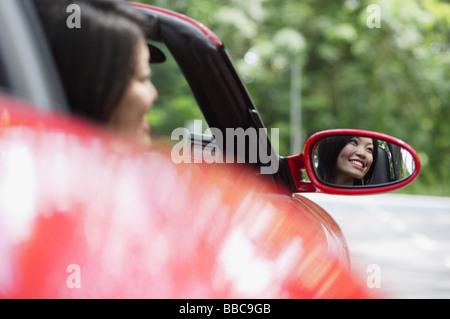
[367,147,373,153]
[349,139,358,146]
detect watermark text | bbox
[366,264,381,288]
[171,120,279,175]
[66,4,81,29]
[366,4,381,29]
[66,263,81,289]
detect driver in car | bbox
[34,0,159,150]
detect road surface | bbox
[301,193,450,299]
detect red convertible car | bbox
[0,0,419,299]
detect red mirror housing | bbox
[287,129,421,195]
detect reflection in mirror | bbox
[313,135,416,187]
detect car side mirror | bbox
[287,129,421,195]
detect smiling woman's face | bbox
[108,40,158,148]
[335,136,374,185]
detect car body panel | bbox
[291,194,350,267]
[0,94,371,298]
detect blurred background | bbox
[140,0,449,197]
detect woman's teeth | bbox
[350,160,364,168]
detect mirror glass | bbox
[312,135,416,187]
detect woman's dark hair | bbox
[33,0,157,123]
[316,136,378,186]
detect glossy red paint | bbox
[0,95,101,139]
[130,2,223,47]
[0,95,374,298]
[286,153,316,193]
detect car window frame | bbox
[0,0,68,111]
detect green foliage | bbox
[139,0,450,196]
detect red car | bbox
[0,0,419,299]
